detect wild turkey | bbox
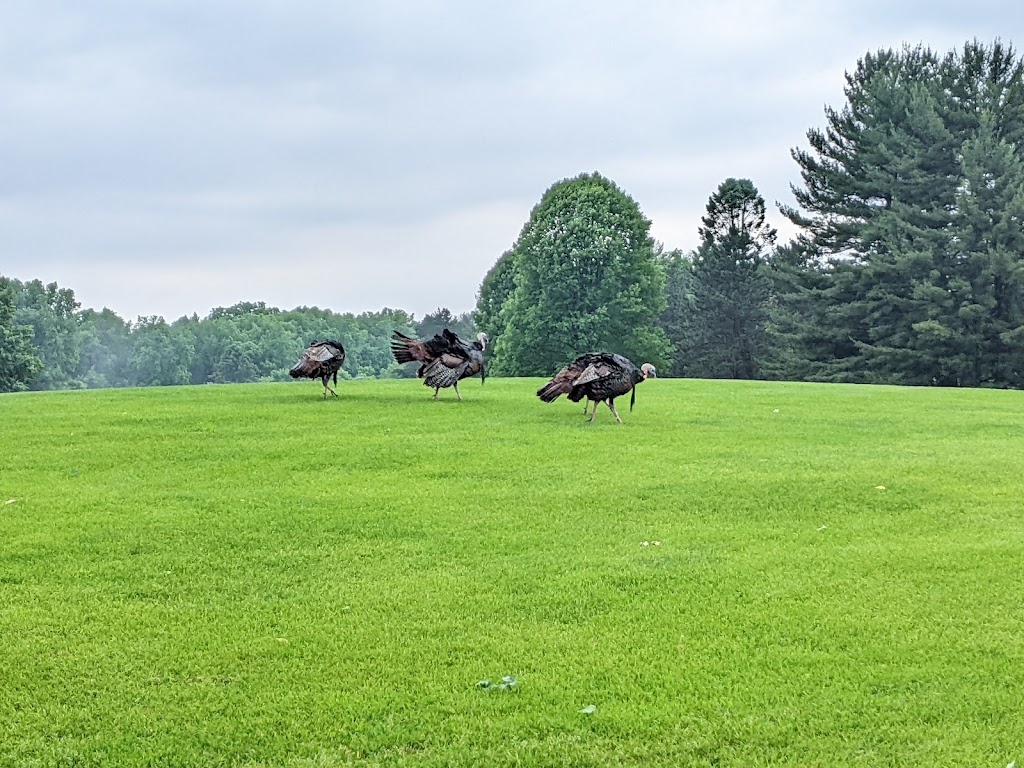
[641,363,657,379]
[390,328,487,400]
[536,352,651,423]
[289,339,346,399]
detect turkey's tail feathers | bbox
[390,331,420,365]
[537,378,568,403]
[289,356,318,378]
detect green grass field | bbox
[1,377,1022,767]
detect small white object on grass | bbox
[4,499,15,505]
[579,704,597,715]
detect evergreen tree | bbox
[482,172,671,375]
[762,240,829,381]
[685,179,775,379]
[783,40,1024,386]
[913,115,1024,387]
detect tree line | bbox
[477,39,1024,388]
[3,39,1022,392]
[0,279,476,392]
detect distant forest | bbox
[0,282,475,391]
[3,39,1023,393]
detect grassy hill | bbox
[1,377,1022,766]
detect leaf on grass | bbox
[875,485,886,490]
[478,676,517,692]
[816,525,828,531]
[4,499,15,506]
[499,675,518,690]
[579,704,597,715]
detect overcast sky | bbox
[1,1,1020,322]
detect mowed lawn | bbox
[1,377,1022,767]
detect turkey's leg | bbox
[607,399,622,424]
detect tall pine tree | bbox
[782,40,1024,386]
[684,179,776,379]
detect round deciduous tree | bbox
[478,172,671,375]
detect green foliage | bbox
[782,40,1024,386]
[77,308,132,389]
[932,114,1024,387]
[675,179,776,379]
[129,316,195,386]
[656,250,696,376]
[474,249,518,345]
[6,277,83,389]
[0,281,420,390]
[480,172,672,375]
[1,380,1023,765]
[760,241,837,381]
[699,178,778,253]
[0,281,42,392]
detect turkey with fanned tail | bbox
[289,340,346,399]
[390,328,487,400]
[537,352,652,423]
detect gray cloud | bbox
[2,1,1021,320]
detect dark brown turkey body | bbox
[390,328,487,400]
[537,352,648,423]
[289,340,346,399]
